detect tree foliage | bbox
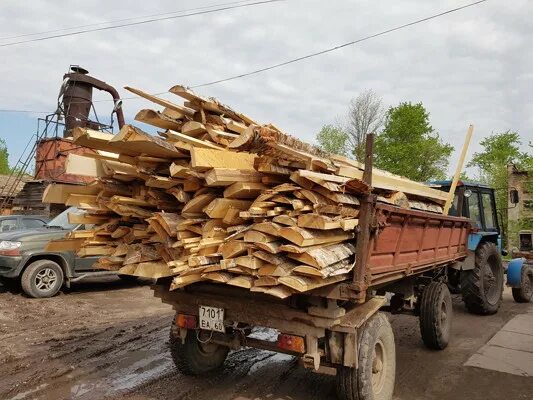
[344,90,385,162]
[316,124,348,156]
[0,139,11,175]
[467,131,532,239]
[374,102,453,181]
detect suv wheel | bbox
[21,260,64,298]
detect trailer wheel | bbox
[169,317,229,375]
[460,242,503,315]
[336,313,395,400]
[512,266,533,303]
[419,282,452,350]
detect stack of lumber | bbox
[44,84,448,298]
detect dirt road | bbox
[1,278,531,400]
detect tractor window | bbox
[481,193,496,230]
[448,194,459,216]
[467,195,482,228]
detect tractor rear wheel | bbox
[461,242,503,315]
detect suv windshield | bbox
[46,207,83,230]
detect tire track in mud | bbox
[117,344,335,400]
[1,306,174,400]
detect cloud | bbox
[0,0,532,174]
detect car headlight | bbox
[0,241,21,250]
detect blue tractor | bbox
[432,180,531,312]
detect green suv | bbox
[0,207,117,298]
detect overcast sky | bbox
[0,0,531,176]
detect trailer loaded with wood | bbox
[43,84,507,400]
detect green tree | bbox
[0,139,11,175]
[467,131,532,242]
[374,102,453,181]
[316,124,348,155]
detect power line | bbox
[0,109,50,114]
[82,0,490,102]
[0,0,284,48]
[0,0,258,41]
[191,0,489,88]
[0,0,489,111]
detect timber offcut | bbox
[43,84,448,298]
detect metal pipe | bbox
[62,69,125,135]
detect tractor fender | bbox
[506,258,525,288]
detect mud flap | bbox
[507,258,525,288]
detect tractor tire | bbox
[419,282,452,350]
[21,259,64,298]
[169,315,229,376]
[460,242,504,315]
[512,266,533,303]
[336,313,396,400]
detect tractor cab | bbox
[432,180,499,232]
[432,180,501,252]
[432,180,532,304]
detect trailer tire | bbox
[336,313,395,400]
[419,282,452,350]
[512,266,533,303]
[460,242,503,315]
[169,318,229,375]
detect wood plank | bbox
[134,109,182,131]
[287,242,356,269]
[223,182,267,199]
[297,213,343,230]
[278,274,348,293]
[203,198,252,219]
[45,238,85,252]
[279,226,354,247]
[181,121,207,136]
[42,183,100,204]
[111,124,186,159]
[124,86,195,117]
[219,240,248,259]
[182,193,217,214]
[205,168,263,187]
[166,130,224,150]
[65,154,106,177]
[190,148,256,171]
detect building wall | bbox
[508,164,532,249]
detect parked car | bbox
[0,206,118,298]
[0,215,49,232]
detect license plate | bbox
[199,305,225,333]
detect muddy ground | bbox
[0,277,531,400]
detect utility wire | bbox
[0,0,489,111]
[0,109,50,114]
[0,0,284,48]
[191,0,489,88]
[76,0,491,103]
[0,0,259,41]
